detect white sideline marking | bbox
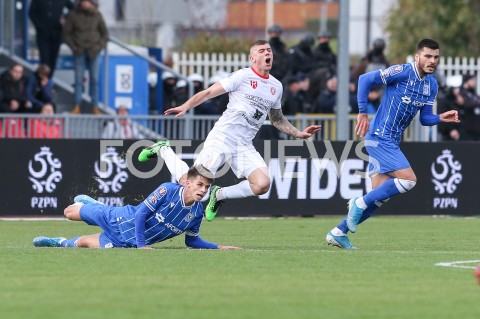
[435,260,480,270]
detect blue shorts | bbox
[79,203,129,248]
[365,133,411,176]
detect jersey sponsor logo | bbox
[431,150,462,209]
[402,96,424,107]
[165,223,183,234]
[253,109,264,120]
[270,87,276,95]
[184,212,194,222]
[159,187,167,195]
[250,80,258,89]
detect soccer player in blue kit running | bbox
[326,39,460,249]
[33,166,240,250]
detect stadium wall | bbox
[0,139,475,217]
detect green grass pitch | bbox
[1,216,479,319]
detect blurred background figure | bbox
[352,38,390,80]
[102,105,143,139]
[451,74,480,140]
[313,30,337,74]
[29,0,74,77]
[28,103,63,139]
[288,33,317,79]
[161,71,177,111]
[147,64,159,114]
[63,0,109,114]
[195,73,227,115]
[25,64,55,113]
[267,24,290,83]
[351,38,390,113]
[188,73,204,94]
[0,63,31,113]
[173,79,189,106]
[282,75,304,115]
[313,75,357,114]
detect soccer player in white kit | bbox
[143,40,320,221]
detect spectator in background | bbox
[288,34,317,78]
[282,75,304,115]
[28,103,63,139]
[63,0,108,114]
[29,0,74,77]
[147,64,159,114]
[313,30,337,74]
[25,64,55,113]
[313,75,358,114]
[195,74,227,115]
[267,24,290,83]
[352,38,390,80]
[173,79,189,106]
[351,38,390,113]
[161,71,177,111]
[188,73,204,95]
[452,74,480,140]
[0,63,31,113]
[296,72,312,113]
[102,105,143,140]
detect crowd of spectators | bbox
[2,10,478,141]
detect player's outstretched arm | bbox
[164,82,226,118]
[185,234,241,249]
[269,108,321,139]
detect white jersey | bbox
[212,67,283,144]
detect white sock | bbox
[216,180,254,200]
[355,197,368,209]
[160,147,189,183]
[331,227,345,236]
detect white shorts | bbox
[194,133,267,179]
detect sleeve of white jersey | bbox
[272,85,283,109]
[218,69,245,93]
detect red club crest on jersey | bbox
[271,87,276,95]
[250,80,258,89]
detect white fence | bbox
[174,52,480,89]
[172,52,249,87]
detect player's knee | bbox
[251,179,270,195]
[394,178,416,193]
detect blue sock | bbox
[363,178,401,206]
[336,204,379,234]
[61,236,80,248]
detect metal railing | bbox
[0,113,433,141]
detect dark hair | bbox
[250,40,269,49]
[417,39,439,52]
[37,64,51,78]
[187,165,214,184]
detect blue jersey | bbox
[115,183,205,247]
[358,62,440,144]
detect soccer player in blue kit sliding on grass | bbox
[326,38,460,249]
[33,166,240,250]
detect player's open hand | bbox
[355,113,370,137]
[440,110,460,123]
[299,125,321,139]
[218,245,242,250]
[164,104,188,118]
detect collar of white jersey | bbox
[250,67,269,79]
